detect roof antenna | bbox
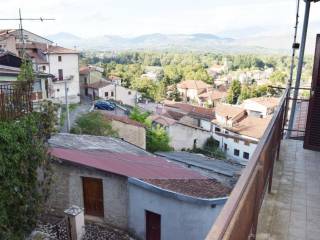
[0,8,55,58]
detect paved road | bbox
[60,102,92,133]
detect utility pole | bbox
[64,77,71,132]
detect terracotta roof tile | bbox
[177,80,212,90]
[215,104,246,120]
[143,179,231,198]
[87,80,111,89]
[99,111,146,128]
[244,97,280,109]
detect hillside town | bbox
[1,1,320,240]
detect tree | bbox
[129,108,171,153]
[71,112,118,137]
[226,80,241,104]
[269,71,288,85]
[147,125,172,153]
[239,84,251,102]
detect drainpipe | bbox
[287,0,311,138]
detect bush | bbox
[71,112,118,137]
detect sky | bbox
[1,0,320,38]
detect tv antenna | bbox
[0,8,55,58]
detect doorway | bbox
[82,177,104,217]
[146,210,161,240]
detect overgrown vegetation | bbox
[0,103,56,239]
[71,111,118,137]
[129,107,172,153]
[184,136,226,159]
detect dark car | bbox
[94,100,116,111]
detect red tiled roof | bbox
[99,111,146,128]
[198,90,227,101]
[87,80,111,89]
[47,45,78,54]
[149,114,177,127]
[143,179,231,198]
[50,148,206,179]
[177,80,212,90]
[79,66,90,75]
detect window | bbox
[128,91,131,95]
[58,56,62,62]
[224,143,228,151]
[215,127,221,132]
[244,141,250,146]
[57,89,60,92]
[105,92,108,97]
[42,66,46,71]
[58,69,63,80]
[243,152,250,160]
[84,77,87,84]
[234,139,239,143]
[111,91,114,97]
[234,149,240,156]
[225,131,229,134]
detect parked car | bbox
[94,100,116,111]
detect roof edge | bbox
[128,177,228,205]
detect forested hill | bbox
[47,33,289,54]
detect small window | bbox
[105,92,108,97]
[224,143,228,151]
[84,77,87,84]
[234,139,239,143]
[57,89,60,92]
[128,91,131,95]
[42,66,46,71]
[244,141,250,146]
[111,91,114,97]
[215,127,221,132]
[225,131,229,134]
[243,152,250,160]
[58,56,62,62]
[234,149,240,156]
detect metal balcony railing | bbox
[206,88,288,240]
[0,82,33,121]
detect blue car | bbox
[94,101,116,111]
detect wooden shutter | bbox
[304,34,320,151]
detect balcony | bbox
[205,87,320,240]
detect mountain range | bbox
[46,31,318,54]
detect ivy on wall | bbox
[0,104,56,239]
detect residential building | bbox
[176,80,212,103]
[48,133,231,240]
[198,89,227,107]
[0,51,51,103]
[212,104,271,163]
[0,29,80,104]
[79,65,104,96]
[243,96,280,117]
[99,111,146,149]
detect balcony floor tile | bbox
[257,140,320,240]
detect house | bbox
[48,133,231,240]
[198,89,227,107]
[211,104,271,163]
[0,29,80,104]
[176,80,212,103]
[0,51,52,103]
[99,111,146,149]
[243,97,280,117]
[86,79,139,106]
[79,65,104,97]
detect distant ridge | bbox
[46,32,296,54]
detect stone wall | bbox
[111,121,146,149]
[48,162,129,230]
